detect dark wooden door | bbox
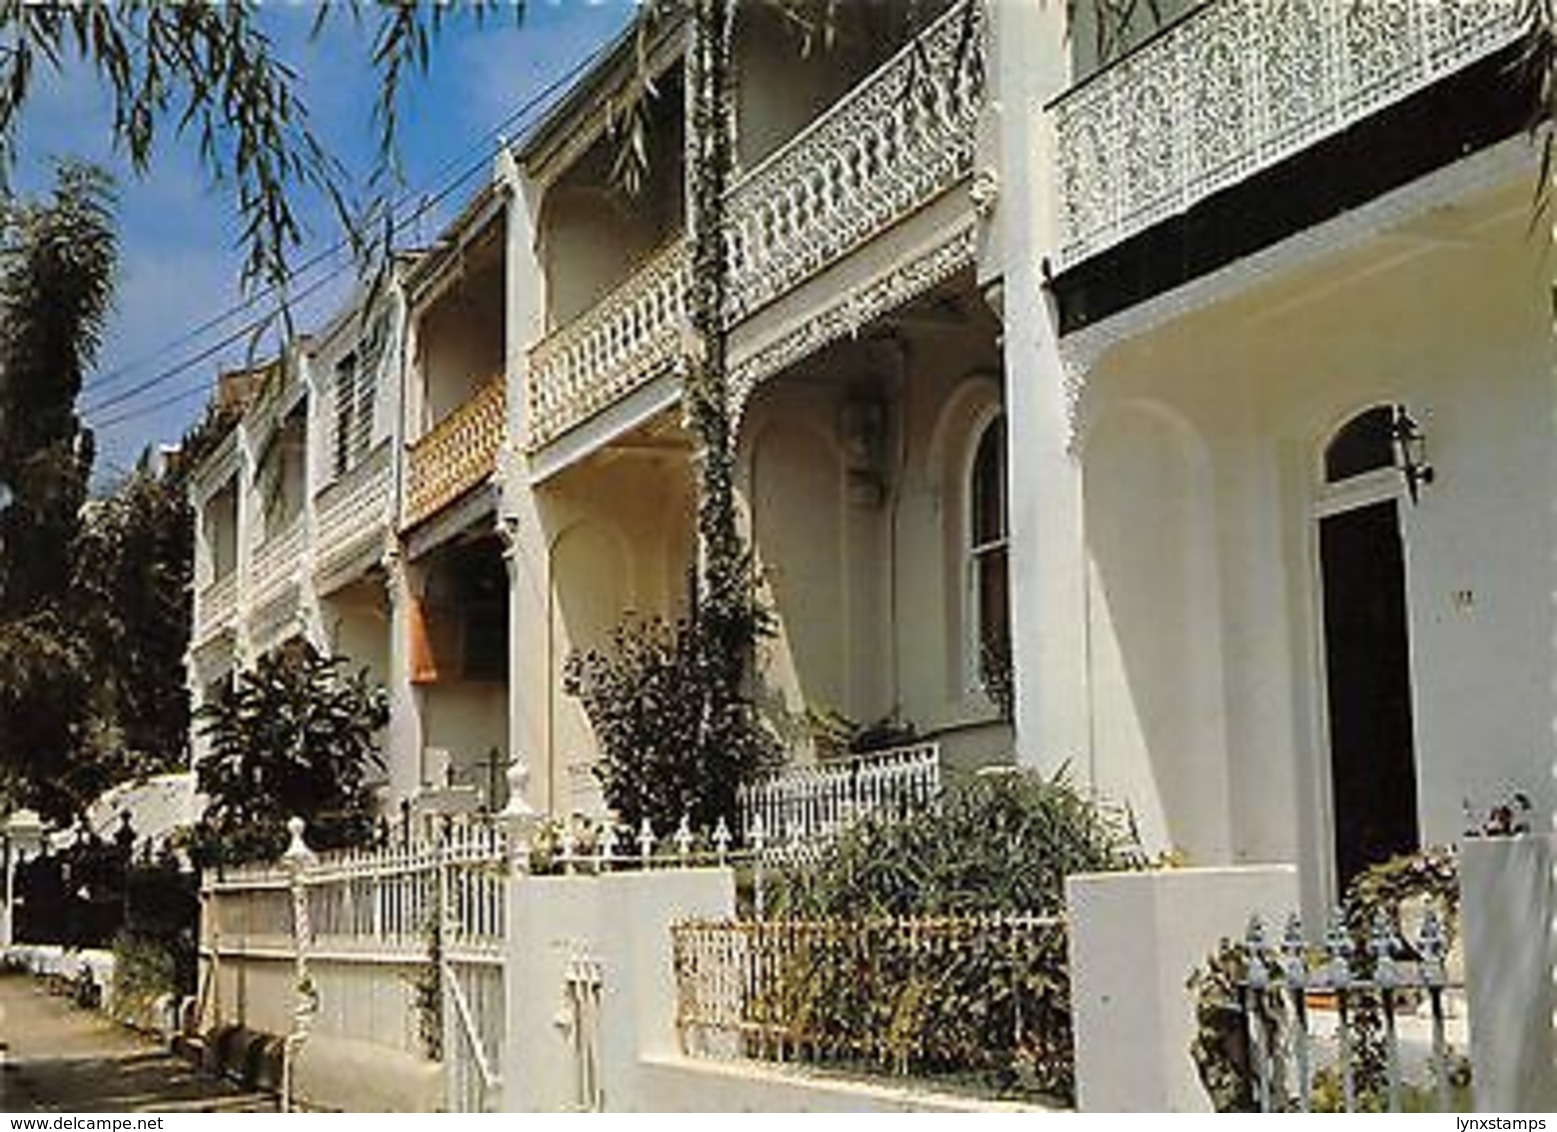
[1320,499,1420,892]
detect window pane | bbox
[1325,406,1394,482]
[972,416,1007,544]
[333,353,357,478]
[976,544,1010,655]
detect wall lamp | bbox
[1390,405,1434,504]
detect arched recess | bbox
[548,520,631,816]
[1312,403,1420,892]
[1082,399,1230,860]
[748,416,847,725]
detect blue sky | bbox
[12,2,635,483]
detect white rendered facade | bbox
[186,0,1550,910]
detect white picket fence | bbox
[736,742,941,845]
[202,816,509,1112]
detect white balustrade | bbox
[526,238,691,451]
[195,571,238,641]
[1051,0,1525,270]
[404,375,506,527]
[526,3,986,450]
[250,514,305,606]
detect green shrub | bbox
[758,766,1143,1103]
[770,765,1144,918]
[112,930,180,1016]
[192,642,386,865]
[563,610,781,834]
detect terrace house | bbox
[185,0,1551,920]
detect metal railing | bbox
[736,741,941,846]
[723,0,984,318]
[526,239,690,450]
[194,571,238,641]
[314,440,392,576]
[203,816,509,1112]
[672,912,1072,1098]
[250,515,304,606]
[1236,909,1464,1112]
[526,2,986,450]
[1049,0,1525,270]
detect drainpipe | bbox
[281,817,317,1113]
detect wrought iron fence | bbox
[736,742,941,847]
[671,912,1073,1101]
[1235,909,1465,1112]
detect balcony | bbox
[527,240,690,451]
[724,1,984,318]
[194,572,238,643]
[315,440,392,579]
[1050,0,1525,272]
[405,375,506,528]
[250,515,304,609]
[526,2,985,451]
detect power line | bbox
[89,265,347,430]
[84,33,616,430]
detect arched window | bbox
[1323,405,1395,483]
[969,413,1010,697]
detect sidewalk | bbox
[0,973,275,1113]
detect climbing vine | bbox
[682,0,774,813]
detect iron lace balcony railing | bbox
[1049,0,1526,271]
[315,440,392,575]
[526,2,986,450]
[195,570,239,642]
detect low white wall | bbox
[637,1054,1043,1112]
[203,951,442,1111]
[1066,864,1299,1112]
[1461,834,1556,1112]
[504,868,735,1112]
[292,1035,444,1113]
[502,867,1057,1113]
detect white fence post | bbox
[1461,834,1557,1111]
[281,816,318,1114]
[1065,865,1299,1112]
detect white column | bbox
[497,152,552,817]
[994,0,1090,772]
[298,345,327,651]
[1,834,13,948]
[233,424,256,667]
[383,547,425,804]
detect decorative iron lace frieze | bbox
[1051,0,1525,271]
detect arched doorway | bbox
[1316,406,1421,892]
